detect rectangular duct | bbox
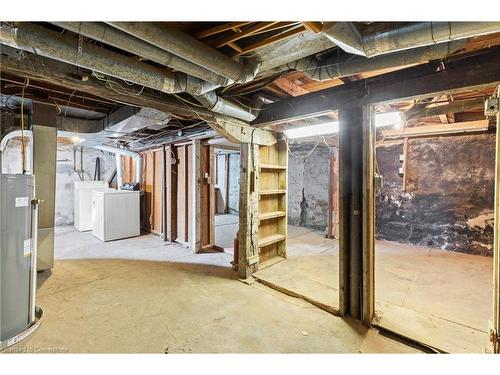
[31,102,57,271]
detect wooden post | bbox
[238,143,260,278]
[338,106,365,319]
[209,145,216,247]
[225,154,230,214]
[491,93,500,353]
[166,146,177,242]
[362,105,376,326]
[192,140,201,252]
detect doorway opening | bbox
[213,147,240,259]
[371,89,496,352]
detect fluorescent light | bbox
[283,112,403,140]
[71,136,85,144]
[375,111,403,129]
[284,121,339,139]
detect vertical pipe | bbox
[29,194,39,323]
[115,154,123,189]
[135,156,142,187]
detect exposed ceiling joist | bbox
[195,22,253,39]
[213,22,279,48]
[381,119,490,139]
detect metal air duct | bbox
[94,145,142,188]
[107,22,260,84]
[0,23,254,122]
[322,22,500,57]
[286,41,466,81]
[51,22,230,87]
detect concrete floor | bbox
[214,214,239,252]
[253,225,494,353]
[7,225,418,353]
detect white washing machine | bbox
[91,190,140,241]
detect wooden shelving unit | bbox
[257,140,288,264]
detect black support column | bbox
[339,106,365,320]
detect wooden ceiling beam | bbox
[253,47,500,127]
[233,26,306,57]
[272,77,309,97]
[302,22,324,34]
[404,97,486,120]
[195,22,253,39]
[213,22,279,48]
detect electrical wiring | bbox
[285,134,321,159]
[92,71,145,96]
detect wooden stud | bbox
[362,105,376,326]
[238,143,260,278]
[166,146,178,242]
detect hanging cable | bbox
[20,78,29,174]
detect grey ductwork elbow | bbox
[195,92,257,123]
[322,21,500,58]
[287,41,466,81]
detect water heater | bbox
[0,174,41,350]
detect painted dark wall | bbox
[376,133,495,256]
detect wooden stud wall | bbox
[123,150,164,235]
[122,140,216,252]
[198,142,217,251]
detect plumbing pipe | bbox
[115,153,123,189]
[94,145,142,187]
[322,22,500,58]
[0,129,33,174]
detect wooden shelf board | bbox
[259,211,286,221]
[259,234,286,248]
[260,163,287,170]
[259,189,286,195]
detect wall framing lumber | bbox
[492,93,500,353]
[166,145,178,242]
[362,105,375,325]
[238,143,260,278]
